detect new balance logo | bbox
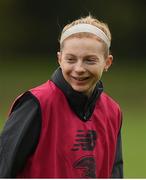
[71,130,97,151]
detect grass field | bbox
[0,55,146,178]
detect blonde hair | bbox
[59,15,112,57]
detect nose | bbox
[74,61,86,74]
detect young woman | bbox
[0,15,123,178]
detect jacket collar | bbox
[51,67,103,121]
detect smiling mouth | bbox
[72,76,89,81]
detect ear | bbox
[104,55,113,71]
[57,51,62,65]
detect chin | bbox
[72,86,87,94]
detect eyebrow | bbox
[65,54,99,58]
[65,53,76,57]
[84,55,99,60]
[64,54,77,59]
[85,55,98,58]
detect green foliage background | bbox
[0,0,146,178]
[0,56,146,178]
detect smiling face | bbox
[58,37,113,96]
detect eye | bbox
[66,58,76,63]
[85,59,97,64]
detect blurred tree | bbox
[0,0,146,59]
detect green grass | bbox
[0,55,146,178]
[103,60,146,178]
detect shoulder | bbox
[28,80,66,109]
[98,92,123,129]
[10,91,40,115]
[100,92,121,112]
[30,80,62,98]
[10,81,57,113]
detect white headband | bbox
[60,23,110,48]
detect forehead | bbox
[61,36,104,55]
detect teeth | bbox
[74,77,88,81]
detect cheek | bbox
[98,68,105,77]
[60,61,74,72]
[60,64,72,79]
[61,64,71,73]
[92,67,104,80]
